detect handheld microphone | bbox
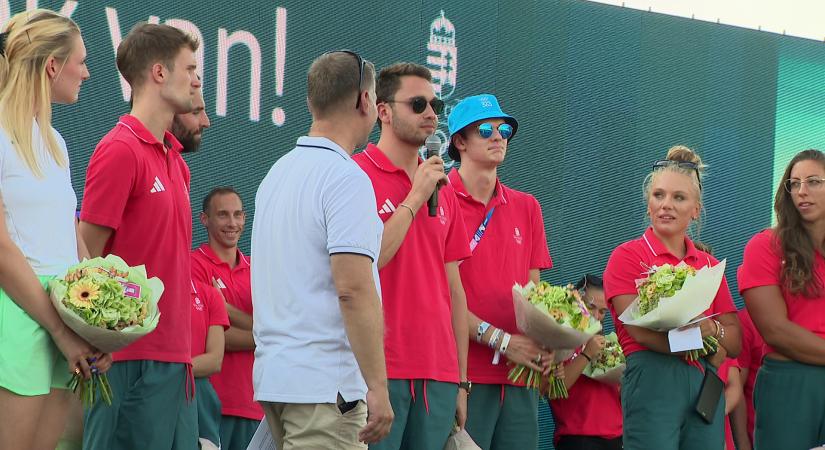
[425,134,442,217]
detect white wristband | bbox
[499,333,512,355]
[477,322,491,343]
[492,333,512,365]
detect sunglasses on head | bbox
[386,96,445,115]
[477,122,513,140]
[323,49,366,109]
[652,159,703,191]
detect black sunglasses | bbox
[386,96,445,115]
[324,49,366,109]
[652,159,703,191]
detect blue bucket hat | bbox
[447,94,518,162]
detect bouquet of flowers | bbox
[510,282,602,399]
[618,260,727,361]
[582,332,625,384]
[49,255,163,406]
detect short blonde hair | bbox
[0,9,80,176]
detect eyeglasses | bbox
[385,96,445,115]
[325,49,365,109]
[785,176,825,193]
[652,159,703,191]
[477,122,513,140]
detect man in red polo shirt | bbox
[191,186,263,449]
[353,62,470,450]
[78,23,200,450]
[445,93,554,449]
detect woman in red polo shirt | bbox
[603,145,740,450]
[739,149,825,449]
[550,274,623,450]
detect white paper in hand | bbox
[668,326,703,352]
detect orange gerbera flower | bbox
[67,281,99,308]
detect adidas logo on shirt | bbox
[378,199,396,215]
[214,278,227,289]
[149,176,166,193]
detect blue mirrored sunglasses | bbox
[477,122,513,140]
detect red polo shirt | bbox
[353,144,470,382]
[603,228,737,357]
[81,114,192,363]
[736,308,763,440]
[191,281,230,357]
[549,368,622,443]
[191,244,263,420]
[738,229,825,355]
[446,169,552,385]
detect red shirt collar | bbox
[447,168,508,206]
[117,114,183,153]
[362,143,423,174]
[642,227,699,262]
[197,243,250,270]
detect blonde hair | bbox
[643,145,707,235]
[0,9,80,176]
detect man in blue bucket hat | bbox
[445,94,555,450]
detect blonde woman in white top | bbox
[0,9,111,450]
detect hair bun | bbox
[666,145,705,170]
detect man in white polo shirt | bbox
[251,50,393,449]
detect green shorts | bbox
[196,378,222,448]
[621,351,724,450]
[82,360,196,450]
[219,415,260,450]
[753,358,825,450]
[0,276,71,396]
[369,379,458,450]
[465,383,539,450]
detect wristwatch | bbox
[458,381,472,394]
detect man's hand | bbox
[359,387,394,444]
[455,388,468,429]
[504,334,555,375]
[406,156,448,210]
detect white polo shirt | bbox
[0,122,78,275]
[251,136,383,404]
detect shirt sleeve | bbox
[202,284,230,330]
[79,140,137,230]
[603,244,643,303]
[190,252,212,285]
[443,190,471,263]
[528,195,552,270]
[737,230,782,294]
[324,168,381,260]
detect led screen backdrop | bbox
[5,0,825,447]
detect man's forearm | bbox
[225,326,255,351]
[451,296,469,381]
[225,303,253,330]
[447,263,468,381]
[377,210,415,269]
[340,291,388,390]
[78,221,113,258]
